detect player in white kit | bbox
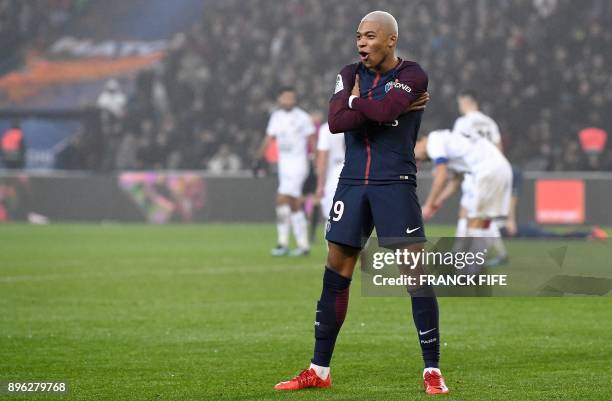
[414,129,512,239]
[451,91,509,263]
[315,122,345,220]
[257,87,316,256]
[452,90,503,236]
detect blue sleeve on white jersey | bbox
[433,157,449,165]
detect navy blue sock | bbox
[311,266,351,367]
[410,286,440,368]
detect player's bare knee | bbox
[467,218,485,229]
[407,284,436,298]
[325,256,354,278]
[326,242,359,278]
[276,194,290,205]
[289,197,302,212]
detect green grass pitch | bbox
[0,224,610,400]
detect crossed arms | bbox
[328,67,429,133]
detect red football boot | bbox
[274,368,331,391]
[591,226,608,240]
[423,368,449,395]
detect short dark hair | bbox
[458,89,478,103]
[278,86,296,95]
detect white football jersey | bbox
[452,110,501,145]
[266,107,315,166]
[316,122,345,171]
[316,122,345,217]
[426,129,508,176]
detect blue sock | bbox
[410,286,440,368]
[311,267,351,367]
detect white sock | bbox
[276,205,291,247]
[309,362,330,379]
[456,218,467,237]
[423,367,441,377]
[486,221,507,258]
[291,211,309,249]
[465,227,489,273]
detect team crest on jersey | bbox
[385,81,412,93]
[334,74,344,94]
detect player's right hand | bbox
[252,159,266,177]
[351,74,360,97]
[406,91,430,112]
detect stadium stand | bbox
[2,0,611,171]
[0,0,91,74]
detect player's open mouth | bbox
[359,51,369,62]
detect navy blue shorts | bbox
[325,182,426,249]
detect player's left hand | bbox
[351,74,360,97]
[406,91,430,112]
[422,203,438,220]
[505,218,518,237]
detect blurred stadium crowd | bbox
[0,0,91,74]
[3,0,612,171]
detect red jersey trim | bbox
[364,73,380,184]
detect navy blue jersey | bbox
[328,59,428,185]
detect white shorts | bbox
[460,174,475,211]
[463,164,512,219]
[321,189,334,220]
[278,164,308,198]
[320,164,343,219]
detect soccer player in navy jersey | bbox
[274,11,449,395]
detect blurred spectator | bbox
[96,79,127,119]
[58,132,86,170]
[578,127,608,170]
[114,0,610,172]
[208,144,242,173]
[0,0,91,74]
[1,120,26,169]
[115,132,138,170]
